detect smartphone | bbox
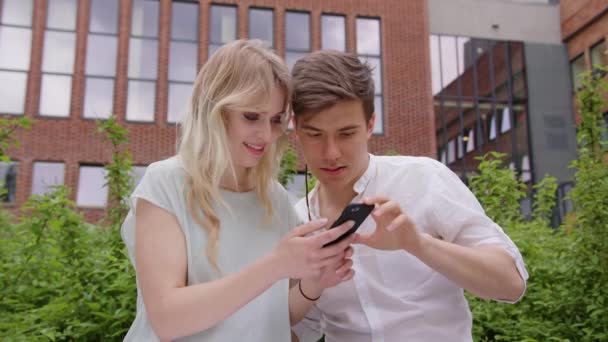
[323,203,375,247]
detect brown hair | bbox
[291,49,375,122]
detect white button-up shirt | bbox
[293,155,528,342]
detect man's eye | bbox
[307,133,322,138]
[341,132,355,137]
[243,113,259,121]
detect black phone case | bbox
[323,203,375,247]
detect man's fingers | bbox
[373,200,400,217]
[386,214,409,232]
[363,196,389,206]
[353,231,375,247]
[292,219,328,237]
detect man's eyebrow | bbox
[301,124,361,132]
[301,124,323,132]
[338,125,360,131]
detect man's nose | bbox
[324,137,341,160]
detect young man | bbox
[289,50,528,341]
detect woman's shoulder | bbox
[142,156,185,182]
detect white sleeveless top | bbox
[120,157,299,341]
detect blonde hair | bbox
[177,39,292,271]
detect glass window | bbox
[89,0,119,34]
[32,162,64,196]
[1,0,33,116]
[447,139,456,164]
[126,80,155,122]
[0,162,17,203]
[357,17,383,134]
[249,8,273,48]
[0,26,32,70]
[209,5,237,57]
[169,41,197,82]
[439,148,447,164]
[46,0,77,30]
[285,11,310,51]
[466,129,475,153]
[41,0,76,117]
[1,0,34,26]
[285,11,310,70]
[131,0,159,37]
[132,166,147,187]
[360,56,382,94]
[42,31,76,73]
[76,166,108,207]
[85,0,118,119]
[169,1,197,123]
[590,39,607,67]
[171,1,198,41]
[128,38,158,79]
[86,35,118,77]
[356,18,380,55]
[285,52,308,71]
[501,106,511,133]
[373,96,383,134]
[521,155,531,183]
[84,77,114,119]
[168,82,191,124]
[489,114,497,140]
[321,14,345,52]
[570,54,586,90]
[0,71,27,114]
[457,135,464,159]
[40,74,72,117]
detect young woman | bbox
[120,40,355,341]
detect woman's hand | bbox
[271,219,355,281]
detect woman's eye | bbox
[271,115,283,124]
[243,113,259,121]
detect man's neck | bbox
[317,157,370,215]
[317,183,358,215]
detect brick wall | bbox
[560,0,608,124]
[2,0,434,220]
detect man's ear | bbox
[367,112,376,138]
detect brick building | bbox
[562,0,608,121]
[0,0,433,220]
[1,0,606,221]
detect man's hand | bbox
[354,196,424,254]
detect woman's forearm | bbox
[147,253,283,340]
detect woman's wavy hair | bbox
[177,39,292,271]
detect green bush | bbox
[1,67,607,340]
[0,187,135,341]
[467,67,608,341]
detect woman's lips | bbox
[244,142,265,156]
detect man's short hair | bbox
[291,50,375,122]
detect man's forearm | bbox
[411,234,525,302]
